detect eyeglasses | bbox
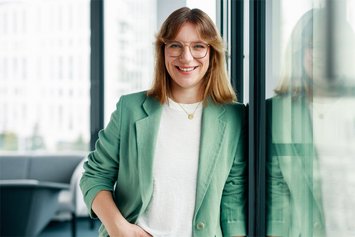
[164,40,210,59]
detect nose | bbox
[179,45,194,62]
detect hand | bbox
[126,224,153,237]
[91,191,152,237]
[109,222,153,237]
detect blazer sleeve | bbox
[80,97,123,218]
[266,99,291,236]
[220,104,247,236]
[266,155,291,236]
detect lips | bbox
[176,66,198,72]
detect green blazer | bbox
[266,95,325,237]
[80,91,246,237]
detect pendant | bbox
[188,114,194,120]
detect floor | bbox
[38,218,101,237]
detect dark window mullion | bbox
[90,0,105,150]
[249,0,266,236]
[231,0,244,102]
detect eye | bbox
[167,42,182,49]
[192,43,208,50]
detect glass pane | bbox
[266,0,355,236]
[0,0,90,153]
[104,0,157,124]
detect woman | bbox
[80,7,246,237]
[266,9,327,237]
[267,7,355,237]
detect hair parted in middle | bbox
[147,7,237,104]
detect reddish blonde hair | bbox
[147,7,237,104]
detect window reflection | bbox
[266,2,355,236]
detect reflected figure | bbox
[266,8,327,237]
[267,6,355,237]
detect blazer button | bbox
[196,222,205,230]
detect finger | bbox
[140,228,152,237]
[142,229,152,237]
[135,225,152,237]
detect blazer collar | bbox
[194,100,226,215]
[135,96,163,211]
[135,96,227,214]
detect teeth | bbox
[178,67,195,72]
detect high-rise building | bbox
[0,0,91,152]
[104,0,157,124]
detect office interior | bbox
[1,0,355,236]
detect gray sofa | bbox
[0,154,84,237]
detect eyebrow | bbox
[168,40,208,44]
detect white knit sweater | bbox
[136,98,202,237]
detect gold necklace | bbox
[176,101,202,120]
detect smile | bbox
[176,66,198,72]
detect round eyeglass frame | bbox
[163,40,210,59]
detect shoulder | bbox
[221,102,246,137]
[115,90,159,111]
[215,102,246,129]
[110,91,149,120]
[266,94,306,108]
[223,102,246,117]
[118,91,148,106]
[114,90,161,120]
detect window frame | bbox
[248,0,266,236]
[90,0,105,150]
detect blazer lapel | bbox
[194,101,226,215]
[135,96,162,210]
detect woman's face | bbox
[164,22,210,97]
[303,43,326,83]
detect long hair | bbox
[274,9,326,97]
[147,7,236,104]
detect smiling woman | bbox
[149,7,236,105]
[80,7,246,237]
[162,22,211,102]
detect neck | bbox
[171,88,202,104]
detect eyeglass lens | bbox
[165,41,208,59]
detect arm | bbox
[266,155,290,237]
[265,99,290,237]
[80,98,123,218]
[221,105,247,237]
[221,135,246,237]
[80,97,151,237]
[92,190,151,237]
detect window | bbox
[0,0,90,153]
[265,0,355,236]
[103,0,156,124]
